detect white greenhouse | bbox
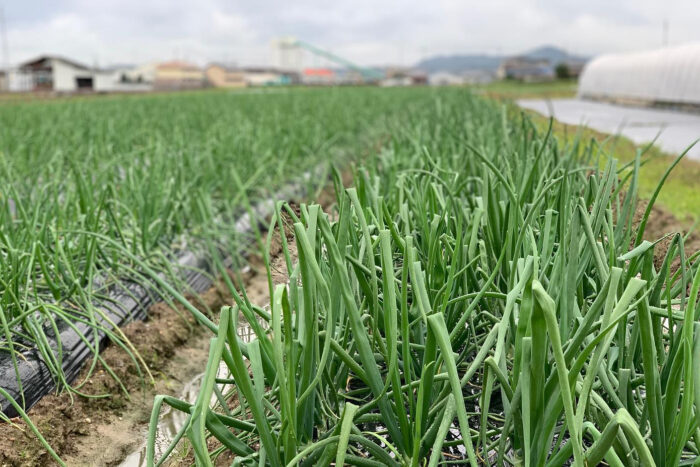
[578,43,700,106]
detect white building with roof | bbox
[10,55,152,93]
[12,55,95,92]
[429,70,495,86]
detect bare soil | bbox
[0,279,227,467]
[165,208,300,467]
[0,202,305,467]
[635,199,700,272]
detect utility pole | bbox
[0,5,10,90]
[662,19,669,47]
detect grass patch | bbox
[480,81,700,222]
[523,111,700,222]
[473,79,578,100]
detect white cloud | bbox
[3,0,700,67]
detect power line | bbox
[0,5,9,72]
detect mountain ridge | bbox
[415,45,588,73]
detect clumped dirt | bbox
[0,200,311,467]
[0,278,229,466]
[165,207,301,467]
[634,199,700,272]
[0,264,290,467]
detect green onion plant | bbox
[147,91,700,466]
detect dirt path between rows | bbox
[635,200,700,271]
[0,276,232,466]
[0,158,355,467]
[0,202,303,466]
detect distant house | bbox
[333,69,365,85]
[12,56,97,92]
[429,70,494,86]
[461,70,495,85]
[278,70,300,85]
[154,61,204,90]
[429,72,464,86]
[124,62,158,84]
[497,57,554,82]
[242,68,293,86]
[380,68,427,87]
[205,64,247,88]
[8,56,152,93]
[93,65,153,92]
[302,68,335,85]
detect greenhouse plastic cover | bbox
[578,43,700,105]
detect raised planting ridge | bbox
[147,91,700,466]
[0,87,454,457]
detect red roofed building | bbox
[302,68,335,85]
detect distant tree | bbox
[555,63,570,80]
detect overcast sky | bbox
[2,0,699,68]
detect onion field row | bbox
[0,88,437,438]
[146,91,700,466]
[1,87,698,466]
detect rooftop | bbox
[19,55,92,71]
[156,61,201,71]
[303,68,334,76]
